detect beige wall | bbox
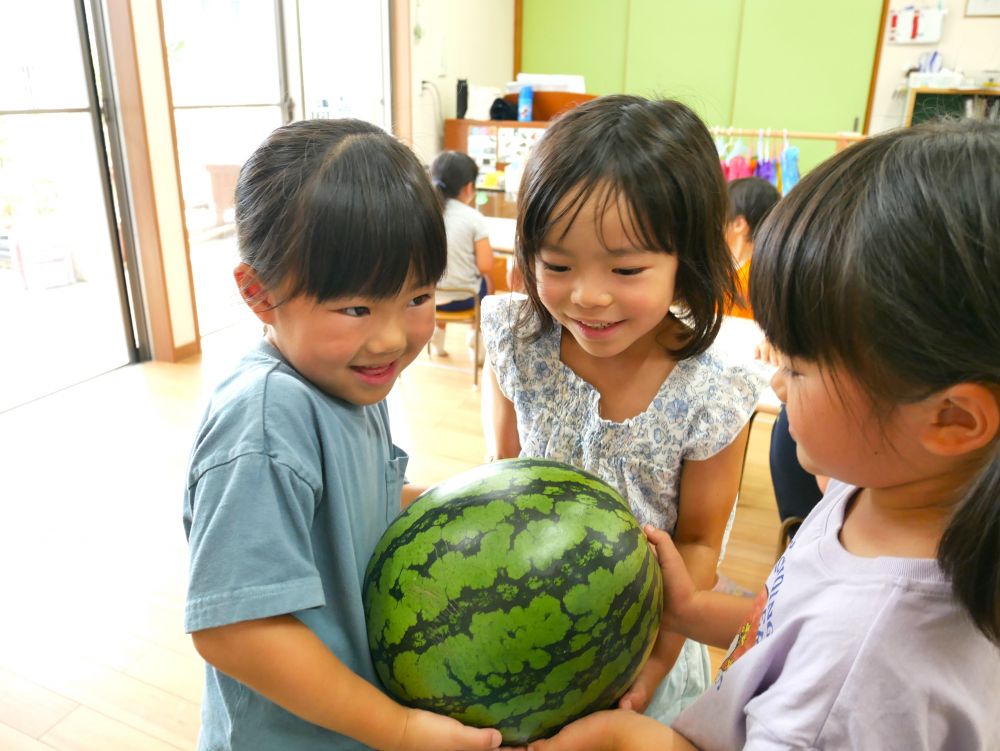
[869,1,1000,132]
[409,0,515,164]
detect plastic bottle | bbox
[517,85,533,122]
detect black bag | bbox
[489,97,518,121]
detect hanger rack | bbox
[710,127,865,152]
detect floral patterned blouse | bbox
[481,294,767,534]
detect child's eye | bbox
[613,267,645,276]
[339,306,370,317]
[541,262,569,273]
[409,294,432,307]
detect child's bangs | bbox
[292,134,446,301]
[522,175,669,264]
[546,179,665,254]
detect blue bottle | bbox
[517,85,533,122]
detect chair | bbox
[428,287,481,387]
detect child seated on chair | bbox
[429,151,495,362]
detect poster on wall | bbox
[497,127,545,166]
[466,125,497,183]
[966,0,1000,16]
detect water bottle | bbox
[456,79,468,119]
[517,85,533,122]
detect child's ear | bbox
[920,384,1000,457]
[233,263,276,324]
[730,216,750,238]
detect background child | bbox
[529,119,1000,751]
[183,120,501,751]
[429,150,495,362]
[481,95,768,724]
[724,176,779,319]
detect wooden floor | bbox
[0,321,781,749]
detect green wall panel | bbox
[521,0,628,95]
[731,0,881,173]
[624,0,743,127]
[519,0,882,176]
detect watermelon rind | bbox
[363,458,663,744]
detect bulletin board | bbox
[966,0,1000,16]
[497,127,545,164]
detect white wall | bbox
[409,0,515,164]
[869,1,1000,133]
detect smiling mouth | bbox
[352,361,398,384]
[570,318,625,340]
[573,318,623,330]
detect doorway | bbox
[162,0,394,337]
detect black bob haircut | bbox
[515,95,734,360]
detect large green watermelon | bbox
[363,458,663,744]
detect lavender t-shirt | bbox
[673,480,1000,750]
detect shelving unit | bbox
[904,87,1000,126]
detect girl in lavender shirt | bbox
[530,120,1000,750]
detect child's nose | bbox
[571,277,612,308]
[369,319,407,354]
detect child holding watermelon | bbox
[525,120,1000,750]
[480,95,768,724]
[182,120,502,751]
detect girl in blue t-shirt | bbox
[183,119,501,751]
[525,120,1000,751]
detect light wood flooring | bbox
[0,321,781,749]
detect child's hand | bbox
[617,654,667,713]
[754,338,780,367]
[643,525,697,634]
[395,707,501,751]
[525,711,620,751]
[525,709,687,751]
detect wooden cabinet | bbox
[904,87,1000,126]
[443,118,548,171]
[443,119,544,219]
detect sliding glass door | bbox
[162,1,288,336]
[0,0,135,412]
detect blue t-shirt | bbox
[183,339,407,750]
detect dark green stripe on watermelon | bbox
[363,459,663,744]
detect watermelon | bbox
[363,458,663,744]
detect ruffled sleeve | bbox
[683,355,768,461]
[480,293,529,400]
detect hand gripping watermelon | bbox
[363,458,663,744]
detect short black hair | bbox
[430,150,479,202]
[235,119,446,302]
[727,177,780,238]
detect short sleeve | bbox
[473,210,489,242]
[480,293,527,400]
[184,453,325,632]
[685,359,766,461]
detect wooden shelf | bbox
[908,87,1000,96]
[443,118,549,177]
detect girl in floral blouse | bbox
[481,95,766,725]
